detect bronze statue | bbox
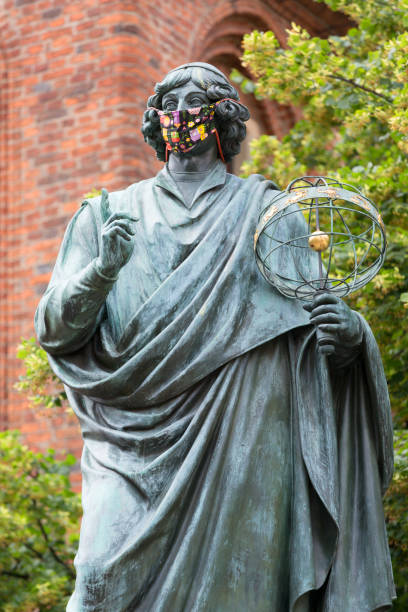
[35,63,395,611]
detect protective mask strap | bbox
[211,128,225,163]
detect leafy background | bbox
[0,431,80,612]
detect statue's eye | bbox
[189,96,206,107]
[163,100,177,110]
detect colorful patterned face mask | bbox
[157,103,220,159]
[148,98,242,162]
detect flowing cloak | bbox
[35,161,395,611]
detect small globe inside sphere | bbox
[308,230,330,252]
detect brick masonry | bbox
[0,0,349,484]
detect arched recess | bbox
[189,0,351,173]
[0,42,9,430]
[191,2,296,154]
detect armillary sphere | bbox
[254,176,386,302]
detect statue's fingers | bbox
[308,304,341,318]
[104,227,133,241]
[106,220,136,234]
[319,344,335,355]
[310,313,339,325]
[316,327,336,354]
[100,188,113,223]
[317,335,336,345]
[318,323,341,333]
[311,292,340,308]
[105,212,139,225]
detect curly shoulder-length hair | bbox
[141,63,250,163]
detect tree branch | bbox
[24,541,44,560]
[36,518,75,578]
[327,74,393,103]
[1,569,29,580]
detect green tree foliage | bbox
[0,431,81,611]
[237,0,408,426]
[15,338,67,414]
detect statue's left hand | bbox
[303,293,362,355]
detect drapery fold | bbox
[290,322,394,611]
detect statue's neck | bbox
[167,142,219,173]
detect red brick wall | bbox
[0,0,349,478]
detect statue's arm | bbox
[35,262,117,356]
[35,195,137,355]
[34,203,112,355]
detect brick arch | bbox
[191,0,350,51]
[190,1,290,54]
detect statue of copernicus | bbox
[35,62,395,612]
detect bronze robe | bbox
[35,161,395,611]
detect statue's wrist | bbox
[94,257,119,282]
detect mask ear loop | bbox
[211,128,225,163]
[212,100,229,163]
[165,143,171,163]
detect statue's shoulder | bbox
[226,171,280,191]
[225,172,281,212]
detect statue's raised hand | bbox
[96,188,139,278]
